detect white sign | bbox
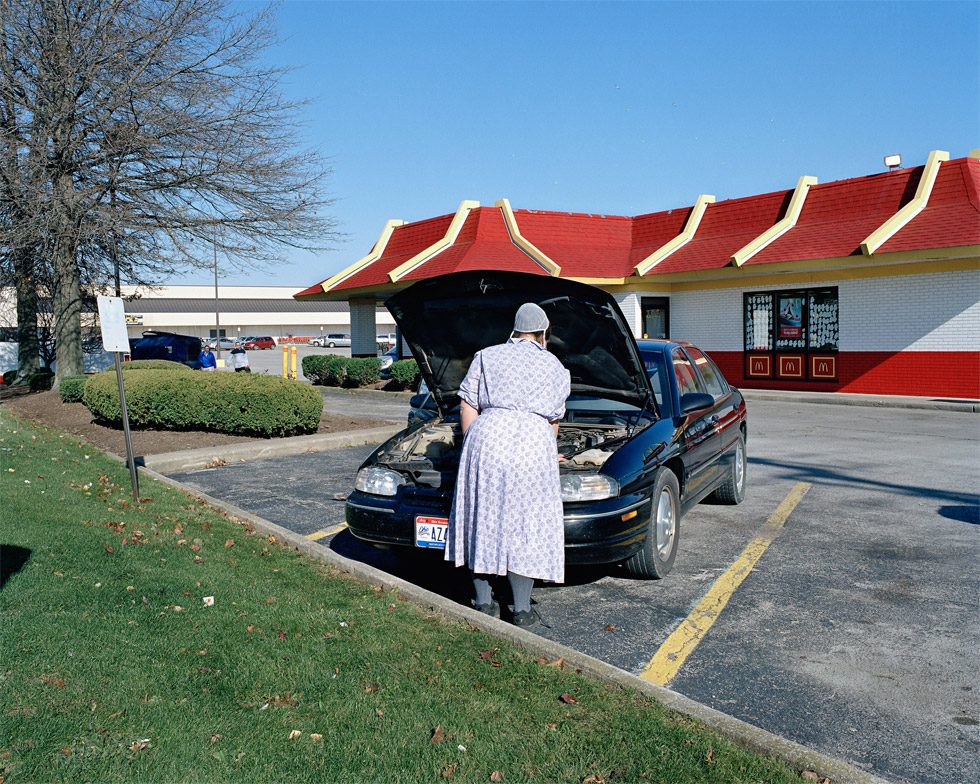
[97,296,131,353]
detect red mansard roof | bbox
[297,155,980,299]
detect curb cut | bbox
[131,457,888,784]
[741,388,979,413]
[144,425,402,474]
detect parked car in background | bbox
[131,331,202,369]
[376,332,397,350]
[204,337,236,351]
[345,270,747,580]
[243,336,276,350]
[379,345,414,378]
[310,333,351,348]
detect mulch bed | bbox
[2,390,393,458]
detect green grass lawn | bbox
[0,409,802,783]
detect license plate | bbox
[415,516,448,549]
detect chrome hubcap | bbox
[655,489,675,559]
[735,441,745,491]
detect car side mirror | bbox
[680,392,714,414]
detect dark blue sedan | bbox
[346,271,747,579]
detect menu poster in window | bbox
[778,296,804,339]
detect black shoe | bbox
[472,599,499,618]
[511,608,545,628]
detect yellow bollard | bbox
[291,345,298,380]
[282,344,288,378]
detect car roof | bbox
[636,338,696,353]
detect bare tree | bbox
[0,0,338,382]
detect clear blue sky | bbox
[197,0,980,287]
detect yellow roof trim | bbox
[635,194,715,276]
[731,175,818,267]
[495,199,561,275]
[388,200,480,283]
[861,150,950,256]
[318,219,405,293]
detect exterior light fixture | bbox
[884,154,902,170]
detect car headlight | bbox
[560,473,620,502]
[355,467,405,496]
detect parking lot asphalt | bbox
[169,399,980,784]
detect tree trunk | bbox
[51,240,83,384]
[13,249,41,381]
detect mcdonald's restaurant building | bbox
[297,150,980,399]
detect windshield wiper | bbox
[627,389,655,436]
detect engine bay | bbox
[374,420,636,488]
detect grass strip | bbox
[0,409,802,783]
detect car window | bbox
[684,347,728,399]
[672,348,705,397]
[639,350,668,411]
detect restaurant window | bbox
[641,297,669,340]
[743,288,838,353]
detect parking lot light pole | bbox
[213,225,221,361]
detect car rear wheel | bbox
[711,433,746,504]
[623,469,681,579]
[328,342,335,348]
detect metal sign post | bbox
[97,296,139,501]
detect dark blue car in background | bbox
[346,271,747,579]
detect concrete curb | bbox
[320,387,415,400]
[741,388,979,413]
[143,425,403,474]
[129,457,888,784]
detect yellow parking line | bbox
[304,522,348,542]
[639,482,812,686]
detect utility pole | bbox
[213,225,221,361]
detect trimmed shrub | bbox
[59,375,89,403]
[83,369,322,437]
[344,357,381,388]
[388,359,420,390]
[123,359,193,372]
[28,368,54,391]
[303,355,348,386]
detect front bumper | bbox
[345,489,651,566]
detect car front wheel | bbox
[623,468,681,579]
[711,433,746,504]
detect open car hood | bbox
[385,271,655,416]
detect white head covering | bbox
[512,302,549,333]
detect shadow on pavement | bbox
[0,544,31,589]
[938,504,980,525]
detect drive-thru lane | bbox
[170,399,979,784]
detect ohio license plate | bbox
[415,516,448,549]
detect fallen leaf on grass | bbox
[430,724,445,743]
[270,692,299,707]
[210,734,222,743]
[535,656,565,669]
[705,748,714,764]
[190,544,201,552]
[582,775,605,784]
[103,545,114,554]
[277,631,286,641]
[246,625,254,633]
[375,709,384,718]
[224,539,234,549]
[129,739,150,752]
[288,730,301,740]
[360,683,379,693]
[478,650,495,660]
[801,773,832,784]
[40,674,65,688]
[559,693,578,704]
[441,763,457,779]
[310,733,323,742]
[490,772,504,782]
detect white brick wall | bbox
[670,288,744,350]
[614,292,641,336]
[661,268,980,353]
